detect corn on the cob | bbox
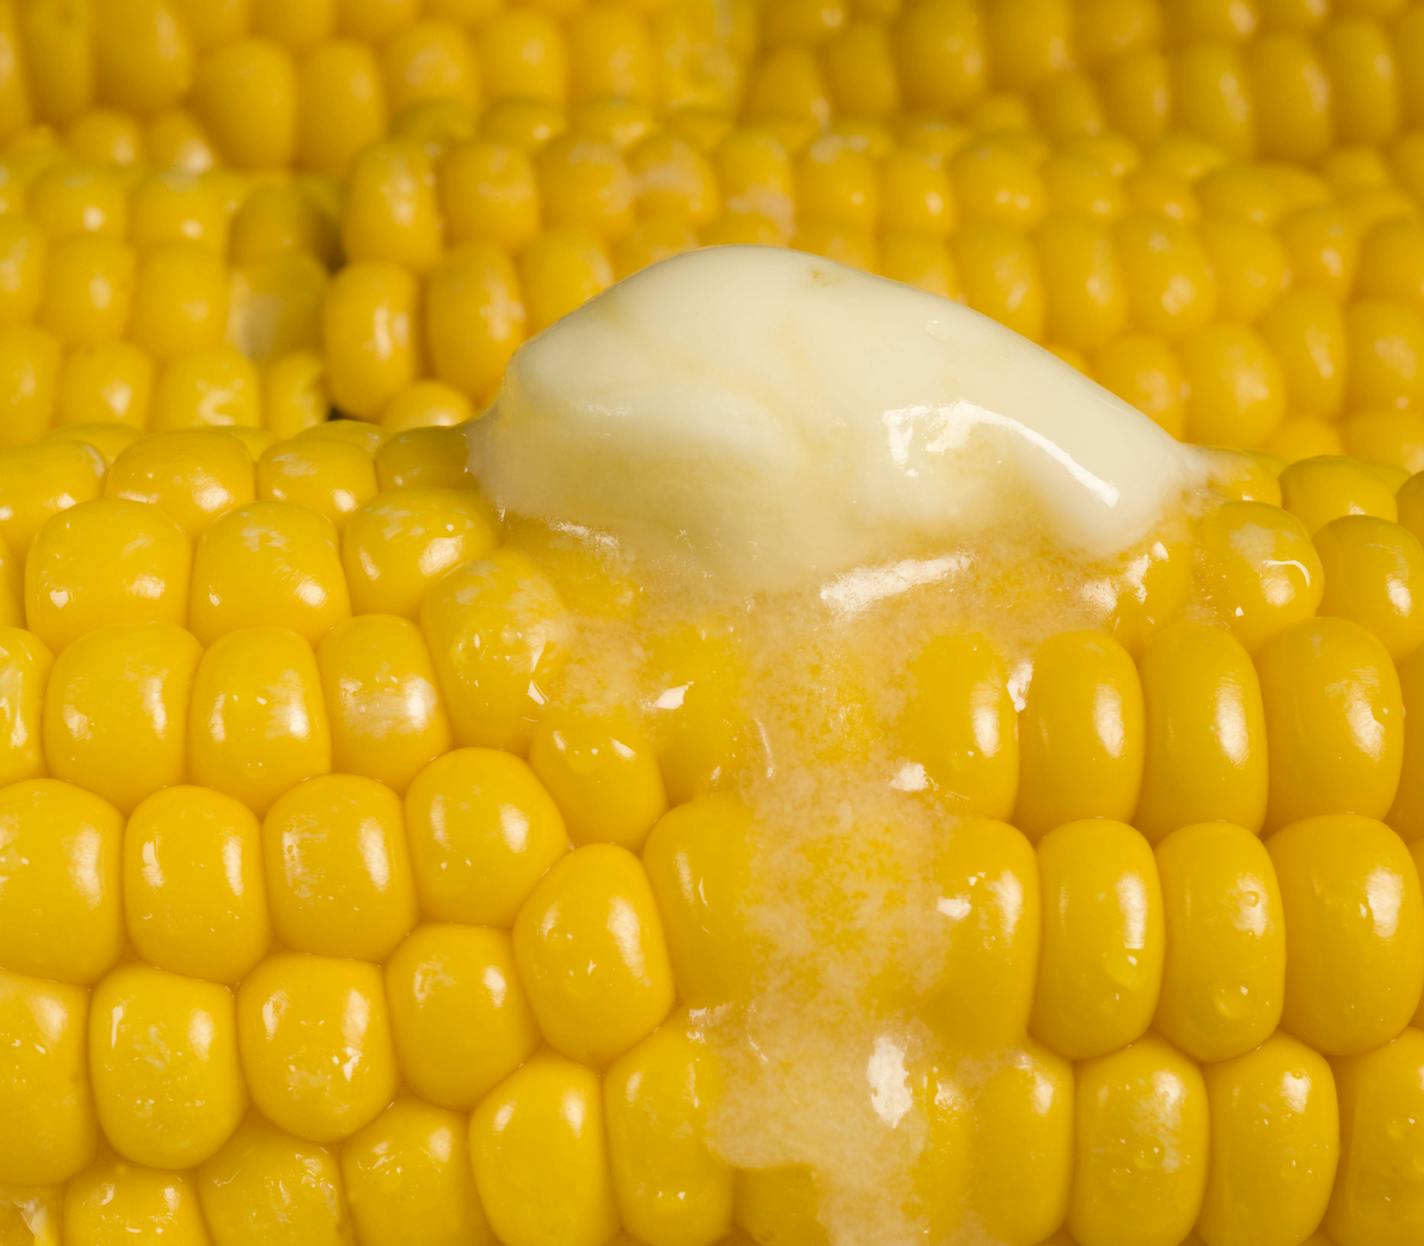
[1,321,1424,1246]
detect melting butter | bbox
[470,246,1204,591]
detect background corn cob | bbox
[4,7,1424,466]
[2,421,1424,1246]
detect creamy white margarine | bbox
[469,245,1203,589]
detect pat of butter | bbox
[469,246,1202,590]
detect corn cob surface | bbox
[3,246,1424,1246]
[6,2,1424,1245]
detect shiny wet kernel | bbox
[262,773,417,961]
[123,784,271,984]
[236,951,398,1144]
[385,923,539,1112]
[88,963,245,1169]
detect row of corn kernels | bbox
[5,776,1424,1246]
[744,0,1424,157]
[1,425,1423,1244]
[0,0,748,172]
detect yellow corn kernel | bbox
[734,1166,827,1246]
[20,0,95,126]
[1255,288,1347,419]
[611,215,698,280]
[1197,1032,1339,1246]
[421,549,569,752]
[144,107,217,174]
[469,1054,619,1246]
[1344,410,1424,473]
[105,428,252,535]
[1198,217,1289,325]
[1280,453,1399,532]
[963,1042,1071,1242]
[315,614,450,792]
[260,352,325,440]
[1325,1026,1424,1246]
[949,137,1044,230]
[194,39,298,171]
[386,923,539,1111]
[1123,166,1200,222]
[1014,630,1144,839]
[478,8,568,106]
[1269,417,1348,463]
[188,626,331,813]
[745,47,831,134]
[0,777,122,984]
[898,630,1017,819]
[322,262,420,420]
[1091,334,1186,439]
[440,141,539,252]
[528,705,667,850]
[514,842,674,1065]
[230,184,335,267]
[45,421,142,465]
[1246,31,1334,162]
[25,498,188,652]
[1200,500,1323,651]
[91,0,193,116]
[0,968,94,1185]
[1135,623,1267,839]
[1270,813,1424,1053]
[89,964,244,1169]
[1319,16,1401,145]
[404,746,568,927]
[343,1099,494,1246]
[63,1154,212,1246]
[1030,818,1164,1060]
[0,438,105,556]
[29,162,127,241]
[1258,615,1403,827]
[42,622,197,813]
[150,346,260,430]
[247,0,333,48]
[342,141,444,272]
[383,19,480,113]
[297,41,388,177]
[54,342,152,430]
[1172,41,1256,160]
[237,951,396,1144]
[1154,821,1284,1061]
[39,234,135,348]
[627,133,719,226]
[981,0,1070,90]
[0,627,49,786]
[1040,152,1124,222]
[536,135,635,241]
[124,784,270,984]
[341,487,496,618]
[1068,1035,1209,1246]
[189,500,348,645]
[1276,203,1357,301]
[641,796,757,1008]
[1346,298,1424,411]
[196,1112,350,1246]
[0,217,46,327]
[1101,48,1171,147]
[255,435,375,527]
[605,1020,734,1245]
[127,242,228,361]
[1181,323,1288,450]
[920,817,1040,1049]
[0,324,60,447]
[424,245,526,404]
[950,221,1044,341]
[262,774,416,961]
[1312,514,1424,659]
[1036,214,1127,352]
[1115,213,1218,339]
